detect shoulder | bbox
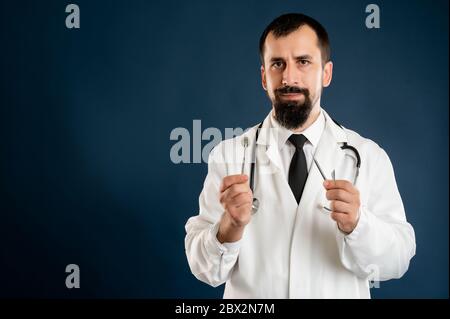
[343,127,381,153]
[342,126,392,168]
[325,109,385,160]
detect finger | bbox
[326,189,353,203]
[228,204,252,221]
[228,192,253,208]
[323,179,358,194]
[235,202,252,210]
[222,183,251,198]
[330,200,352,214]
[220,184,251,204]
[220,174,248,192]
[330,211,350,224]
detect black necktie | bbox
[288,134,308,204]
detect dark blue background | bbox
[0,0,448,298]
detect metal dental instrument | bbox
[313,157,334,212]
[241,137,259,214]
[313,157,328,181]
[323,169,336,212]
[241,137,248,174]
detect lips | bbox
[279,93,304,100]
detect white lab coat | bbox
[185,109,416,299]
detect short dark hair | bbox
[259,13,331,66]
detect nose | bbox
[282,62,299,86]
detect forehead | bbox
[263,25,321,60]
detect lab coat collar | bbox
[256,108,347,147]
[255,108,349,174]
[268,109,326,151]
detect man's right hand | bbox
[217,174,253,244]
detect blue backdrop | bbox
[0,0,448,298]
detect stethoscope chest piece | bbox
[251,198,259,215]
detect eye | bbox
[299,59,311,65]
[272,61,284,69]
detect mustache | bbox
[275,86,309,95]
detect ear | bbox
[261,65,267,91]
[322,61,333,88]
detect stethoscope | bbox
[242,119,361,214]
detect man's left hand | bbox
[324,180,361,234]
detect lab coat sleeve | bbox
[184,143,240,287]
[337,146,416,281]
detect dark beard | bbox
[273,86,313,130]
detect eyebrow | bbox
[269,55,314,63]
[269,57,284,63]
[295,55,314,61]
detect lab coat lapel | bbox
[256,114,283,173]
[255,113,298,209]
[298,115,346,214]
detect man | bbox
[184,13,416,298]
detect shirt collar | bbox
[269,108,325,150]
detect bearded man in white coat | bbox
[184,13,416,299]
